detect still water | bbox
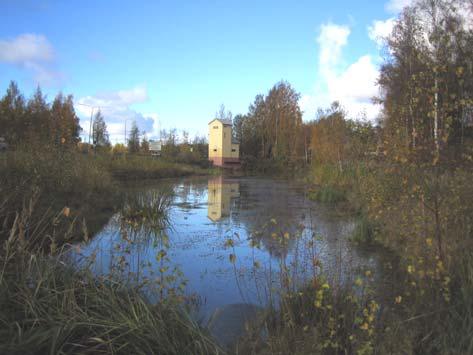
[71,176,378,323]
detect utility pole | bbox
[89,107,94,145]
[124,119,132,145]
[77,103,101,145]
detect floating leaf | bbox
[224,238,234,248]
[62,207,70,217]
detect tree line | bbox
[0,82,81,150]
[0,81,211,165]
[230,82,377,171]
[0,82,164,156]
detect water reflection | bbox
[71,176,380,323]
[207,176,239,221]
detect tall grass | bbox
[0,193,223,355]
[102,154,212,181]
[307,163,368,208]
[0,149,113,197]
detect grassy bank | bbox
[102,154,215,181]
[0,148,217,254]
[0,149,216,214]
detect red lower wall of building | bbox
[209,157,240,167]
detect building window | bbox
[224,133,226,138]
[231,149,236,152]
[213,126,219,129]
[213,149,217,152]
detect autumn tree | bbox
[310,102,350,171]
[379,0,473,165]
[233,81,304,165]
[373,0,473,262]
[50,93,81,147]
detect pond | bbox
[70,176,381,344]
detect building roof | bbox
[209,118,232,126]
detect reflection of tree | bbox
[174,178,208,211]
[232,179,304,259]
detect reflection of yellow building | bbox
[208,176,239,221]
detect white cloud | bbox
[0,33,53,63]
[317,23,350,79]
[368,18,395,47]
[0,33,62,85]
[455,1,473,31]
[144,112,160,138]
[301,23,381,122]
[76,85,159,144]
[385,0,414,13]
[329,55,379,111]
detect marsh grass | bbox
[0,248,222,354]
[0,191,223,355]
[350,215,380,246]
[308,186,347,204]
[103,154,213,181]
[306,163,370,207]
[120,188,174,235]
[1,149,114,197]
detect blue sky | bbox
[0,0,410,143]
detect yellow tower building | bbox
[208,119,239,166]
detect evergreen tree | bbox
[127,121,140,153]
[26,86,51,146]
[92,110,110,147]
[141,133,150,153]
[0,81,26,146]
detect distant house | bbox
[208,119,240,167]
[149,140,162,156]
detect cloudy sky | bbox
[0,0,411,143]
